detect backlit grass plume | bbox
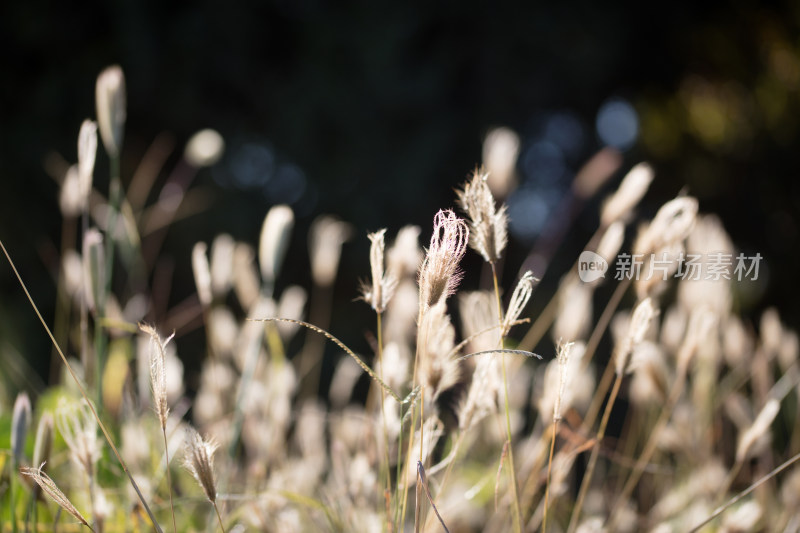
[184,426,225,533]
[456,167,508,264]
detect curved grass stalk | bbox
[249,317,403,403]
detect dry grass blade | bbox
[417,461,450,533]
[20,463,94,531]
[0,238,164,533]
[249,317,403,403]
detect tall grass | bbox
[1,66,799,533]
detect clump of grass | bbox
[3,65,800,533]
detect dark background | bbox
[2,1,799,393]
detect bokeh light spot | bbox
[596,98,639,150]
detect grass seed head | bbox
[184,426,219,503]
[634,196,698,257]
[503,271,537,335]
[386,225,422,278]
[482,127,520,200]
[77,119,97,205]
[59,164,83,218]
[32,412,54,470]
[456,168,508,264]
[192,242,213,307]
[360,228,397,313]
[615,297,656,375]
[21,463,91,529]
[418,209,469,310]
[601,162,654,226]
[210,233,236,298]
[259,204,295,287]
[11,392,31,463]
[139,323,174,430]
[81,228,105,314]
[309,215,353,287]
[95,65,126,157]
[56,399,99,479]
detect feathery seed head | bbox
[418,209,469,309]
[360,229,397,313]
[82,228,105,314]
[21,463,91,528]
[276,285,308,338]
[210,233,235,298]
[232,242,260,310]
[628,342,670,404]
[139,323,174,430]
[736,398,780,463]
[596,221,625,268]
[77,120,97,207]
[259,205,294,288]
[56,399,99,478]
[11,392,31,463]
[634,196,698,257]
[386,225,422,278]
[482,127,520,200]
[309,215,353,287]
[456,168,508,263]
[601,162,654,226]
[95,65,126,157]
[59,165,83,218]
[615,297,656,375]
[503,271,538,335]
[192,242,213,307]
[553,277,593,343]
[32,412,54,470]
[418,300,460,399]
[184,426,219,503]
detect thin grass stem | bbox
[491,262,522,533]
